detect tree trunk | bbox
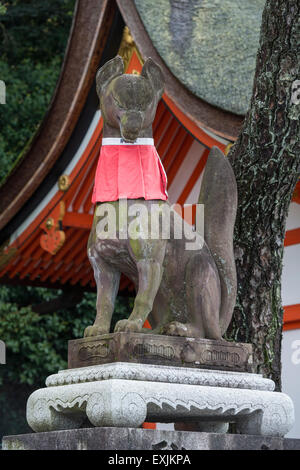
[227,0,300,389]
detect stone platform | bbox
[3,427,300,450]
[20,334,295,443]
[68,332,253,372]
[25,362,294,437]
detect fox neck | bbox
[103,122,153,142]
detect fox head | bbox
[96,56,165,143]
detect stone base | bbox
[68,333,253,372]
[3,427,300,450]
[26,363,294,437]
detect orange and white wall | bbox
[282,200,300,438]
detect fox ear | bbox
[141,58,165,99]
[96,56,124,97]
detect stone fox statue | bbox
[84,55,237,340]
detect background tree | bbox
[228,0,300,389]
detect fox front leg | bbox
[84,252,120,337]
[114,238,167,333]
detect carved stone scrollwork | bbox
[261,403,290,436]
[86,393,105,427]
[46,362,274,391]
[85,391,147,428]
[235,404,290,437]
[27,397,85,433]
[26,365,295,436]
[121,392,147,427]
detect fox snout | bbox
[120,110,143,143]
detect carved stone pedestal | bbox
[25,362,294,437]
[68,332,254,372]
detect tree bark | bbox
[228,0,300,389]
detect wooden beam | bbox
[284,227,300,247]
[283,304,300,331]
[64,212,93,230]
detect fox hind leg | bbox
[187,254,222,340]
[163,254,222,340]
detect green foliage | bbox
[0,0,75,184]
[0,284,131,443]
[0,285,131,387]
[0,383,34,441]
[0,0,75,64]
[0,57,62,183]
[0,2,6,15]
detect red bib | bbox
[92,138,168,203]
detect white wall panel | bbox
[286,202,300,230]
[282,244,300,306]
[168,140,205,204]
[282,329,300,438]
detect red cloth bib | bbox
[92,138,168,203]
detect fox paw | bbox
[114,319,143,333]
[162,321,190,337]
[84,325,109,337]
